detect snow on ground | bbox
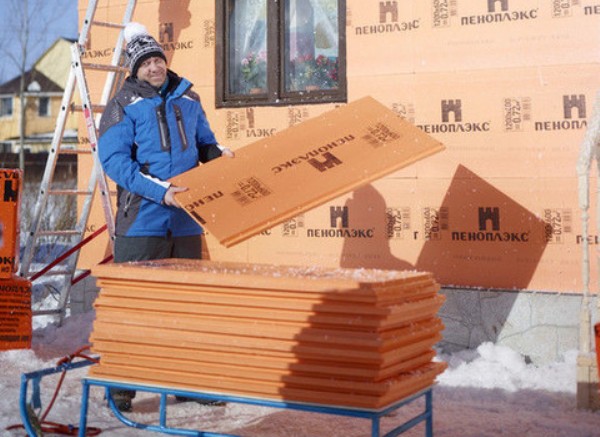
[1,312,600,437]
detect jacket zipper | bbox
[156,103,171,151]
[123,192,133,217]
[173,104,189,150]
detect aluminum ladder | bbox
[19,0,137,320]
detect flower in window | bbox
[241,52,267,93]
[290,54,338,91]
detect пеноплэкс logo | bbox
[461,0,538,26]
[355,1,421,36]
[306,206,375,239]
[451,207,529,243]
[271,135,355,174]
[418,99,491,134]
[158,22,194,52]
[534,94,587,132]
[2,179,19,204]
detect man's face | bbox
[137,56,167,88]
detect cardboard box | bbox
[0,169,22,278]
[171,96,444,247]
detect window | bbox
[0,97,13,117]
[38,96,50,117]
[216,0,346,107]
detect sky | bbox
[0,0,79,84]
[1,311,600,436]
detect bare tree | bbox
[0,0,75,170]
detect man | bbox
[98,22,233,411]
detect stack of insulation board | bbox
[89,259,447,409]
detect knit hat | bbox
[124,22,167,78]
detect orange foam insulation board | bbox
[171,96,445,247]
[90,259,447,408]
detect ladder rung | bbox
[82,62,128,73]
[70,103,106,113]
[33,308,64,317]
[49,189,92,196]
[91,20,126,29]
[59,148,92,155]
[37,230,81,237]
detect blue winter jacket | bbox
[98,71,222,238]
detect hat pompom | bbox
[124,22,149,43]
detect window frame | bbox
[38,96,50,117]
[215,0,347,108]
[0,96,13,118]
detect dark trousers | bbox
[113,234,202,263]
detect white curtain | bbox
[228,0,339,93]
[229,0,267,93]
[286,0,339,91]
[287,0,338,59]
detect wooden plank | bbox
[169,96,444,247]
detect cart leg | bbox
[371,416,380,437]
[159,393,168,427]
[78,380,90,437]
[425,389,433,437]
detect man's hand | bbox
[163,185,188,207]
[221,147,235,158]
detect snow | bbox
[1,312,600,436]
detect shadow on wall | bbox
[158,0,192,65]
[339,165,549,351]
[415,164,548,290]
[339,184,414,271]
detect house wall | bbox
[0,94,67,147]
[35,39,73,89]
[26,94,65,135]
[77,0,600,295]
[0,37,77,150]
[0,97,18,140]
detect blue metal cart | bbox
[19,359,434,437]
[79,378,433,437]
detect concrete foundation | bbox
[438,287,598,365]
